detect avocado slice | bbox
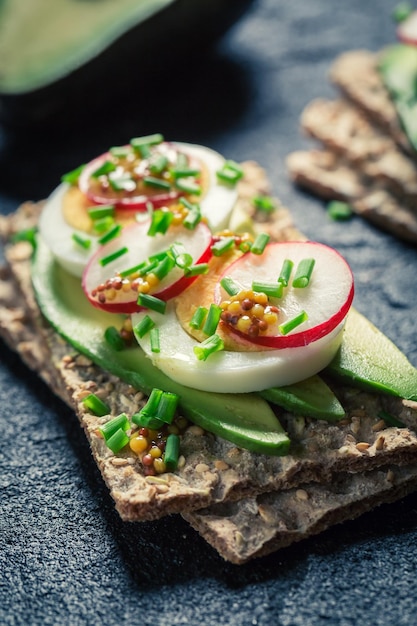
[327,308,417,401]
[32,237,290,456]
[0,0,254,123]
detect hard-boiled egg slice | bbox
[132,304,345,394]
[39,142,239,278]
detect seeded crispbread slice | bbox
[1,163,417,561]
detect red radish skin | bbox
[215,241,354,349]
[82,220,213,314]
[397,11,417,46]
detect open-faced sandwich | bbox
[286,7,417,243]
[1,134,416,564]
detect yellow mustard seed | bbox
[150,446,162,459]
[129,434,148,454]
[251,303,265,319]
[154,458,167,474]
[254,292,268,305]
[228,300,241,314]
[146,273,160,289]
[237,315,252,333]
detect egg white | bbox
[132,305,345,394]
[39,143,239,279]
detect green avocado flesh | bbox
[32,239,290,456]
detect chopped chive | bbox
[184,263,209,277]
[252,281,283,298]
[175,177,201,195]
[216,160,244,185]
[239,240,252,253]
[99,246,129,266]
[252,195,276,212]
[170,242,193,269]
[220,276,242,296]
[155,391,179,425]
[194,334,225,361]
[189,306,208,330]
[137,293,167,314]
[150,327,160,353]
[176,152,189,168]
[211,236,235,256]
[119,259,149,278]
[279,311,308,335]
[137,388,162,416]
[134,314,155,338]
[98,224,122,245]
[105,428,130,453]
[392,2,413,22]
[104,326,125,351]
[170,167,201,179]
[83,393,110,417]
[91,160,117,179]
[164,433,180,471]
[182,204,201,230]
[11,227,37,249]
[99,413,130,441]
[147,209,174,236]
[92,216,115,234]
[202,303,222,336]
[149,154,169,175]
[143,176,172,191]
[278,259,294,286]
[61,164,85,185]
[132,389,165,429]
[88,204,115,220]
[149,249,171,262]
[327,200,353,221]
[250,232,270,255]
[292,258,315,288]
[378,410,405,428]
[109,145,131,158]
[130,133,164,152]
[72,233,91,250]
[109,175,136,192]
[153,255,175,280]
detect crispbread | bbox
[1,163,417,561]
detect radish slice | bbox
[132,305,346,394]
[214,241,354,349]
[397,11,417,46]
[82,220,213,314]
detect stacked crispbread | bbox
[1,162,417,564]
[287,49,417,244]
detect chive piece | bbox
[392,2,413,22]
[153,255,175,281]
[176,152,188,168]
[119,259,148,278]
[279,311,308,335]
[327,200,353,221]
[72,233,91,250]
[132,388,165,429]
[239,240,252,253]
[130,133,164,152]
[137,293,167,314]
[109,145,131,158]
[91,160,117,179]
[220,276,242,296]
[211,236,235,257]
[182,204,201,230]
[170,242,193,269]
[92,216,115,234]
[155,391,179,425]
[292,258,315,288]
[216,160,244,185]
[164,433,181,471]
[100,413,130,440]
[202,304,222,336]
[147,209,174,236]
[134,314,155,338]
[150,328,160,353]
[378,410,406,428]
[170,167,201,179]
[250,232,270,255]
[61,164,85,185]
[104,326,125,351]
[190,306,208,330]
[105,428,130,453]
[83,393,110,417]
[109,176,136,192]
[252,195,276,212]
[184,263,209,277]
[143,176,172,191]
[11,227,38,249]
[88,204,115,220]
[98,224,122,245]
[278,259,294,286]
[149,154,169,175]
[99,246,129,266]
[252,281,283,298]
[175,178,201,195]
[194,334,225,361]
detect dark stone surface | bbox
[1,1,417,624]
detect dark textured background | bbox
[1,1,417,625]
